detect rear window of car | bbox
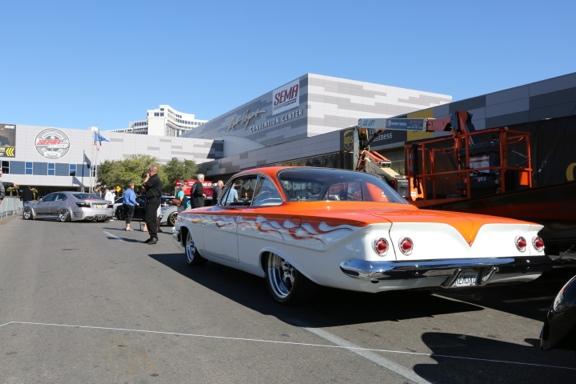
[278,168,407,204]
[72,193,101,200]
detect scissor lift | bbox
[405,127,533,207]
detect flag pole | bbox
[90,126,98,193]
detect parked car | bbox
[173,167,550,303]
[541,275,576,351]
[115,196,178,226]
[23,192,113,222]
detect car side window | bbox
[221,176,258,207]
[42,194,57,202]
[55,193,67,201]
[252,177,282,207]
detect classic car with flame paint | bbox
[173,167,549,303]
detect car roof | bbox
[232,166,370,179]
[233,166,295,179]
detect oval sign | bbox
[35,129,70,159]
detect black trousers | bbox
[145,198,160,239]
[124,204,135,224]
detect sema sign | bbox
[272,80,300,115]
[35,129,70,159]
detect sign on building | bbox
[357,118,428,131]
[0,124,16,157]
[35,129,70,159]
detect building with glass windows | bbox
[0,124,217,193]
[113,104,208,137]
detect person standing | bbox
[0,170,5,203]
[142,165,162,244]
[104,187,115,204]
[190,173,206,208]
[20,186,34,207]
[123,182,138,231]
[212,180,224,203]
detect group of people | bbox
[121,165,214,246]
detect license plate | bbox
[93,204,105,209]
[451,271,480,287]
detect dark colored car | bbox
[541,275,576,351]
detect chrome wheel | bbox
[185,231,204,265]
[267,253,296,300]
[168,212,177,227]
[58,209,70,222]
[23,209,33,220]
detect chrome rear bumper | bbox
[340,256,551,285]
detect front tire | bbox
[167,212,178,227]
[23,208,34,220]
[58,209,71,222]
[265,253,314,304]
[185,231,205,266]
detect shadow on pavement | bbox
[439,268,576,321]
[148,252,483,327]
[413,332,576,384]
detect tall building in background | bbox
[114,104,208,136]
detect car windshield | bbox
[278,168,408,204]
[72,193,101,200]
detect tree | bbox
[162,158,198,189]
[98,155,157,190]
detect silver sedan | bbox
[23,191,114,222]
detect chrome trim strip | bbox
[339,257,516,281]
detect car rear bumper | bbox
[73,208,114,221]
[339,256,551,287]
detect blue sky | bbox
[1,1,574,131]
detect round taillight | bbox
[374,238,389,256]
[515,236,527,252]
[399,237,413,256]
[533,236,545,252]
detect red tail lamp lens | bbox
[399,237,413,255]
[515,236,527,252]
[374,238,389,256]
[533,236,545,252]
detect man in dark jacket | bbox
[142,165,162,244]
[21,186,34,204]
[190,173,206,208]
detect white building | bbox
[0,124,216,192]
[114,104,207,137]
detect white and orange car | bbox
[173,167,548,303]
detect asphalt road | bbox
[0,216,575,384]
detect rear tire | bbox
[185,231,205,266]
[58,209,71,222]
[265,253,314,304]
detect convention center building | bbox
[2,72,575,193]
[0,124,216,192]
[184,72,576,187]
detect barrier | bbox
[0,197,23,220]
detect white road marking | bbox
[2,320,576,372]
[0,321,13,327]
[304,327,431,384]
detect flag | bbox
[93,131,110,146]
